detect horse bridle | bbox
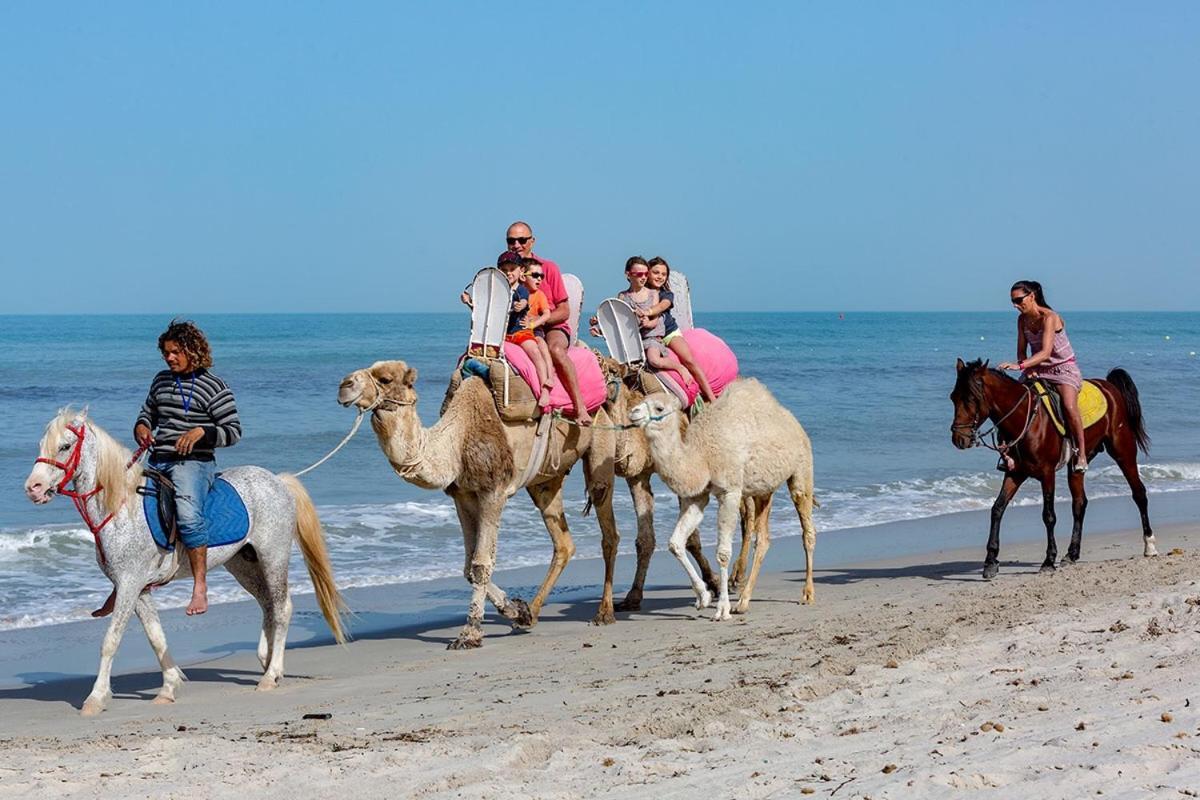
[951,378,1038,456]
[34,423,149,543]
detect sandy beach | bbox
[1,492,1198,799]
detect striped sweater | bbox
[135,368,242,461]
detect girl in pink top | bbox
[998,280,1089,473]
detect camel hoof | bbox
[256,677,279,692]
[802,589,815,605]
[448,633,483,651]
[733,601,750,615]
[1039,562,1056,574]
[711,602,731,622]
[590,610,616,626]
[508,598,534,630]
[696,589,713,610]
[982,563,999,580]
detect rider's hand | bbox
[460,291,473,308]
[174,427,205,456]
[513,298,528,312]
[998,362,1019,371]
[134,424,155,448]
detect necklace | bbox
[174,372,196,415]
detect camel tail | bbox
[1106,368,1150,455]
[279,473,349,644]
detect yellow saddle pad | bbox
[1032,380,1107,436]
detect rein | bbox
[34,424,150,562]
[953,380,1039,464]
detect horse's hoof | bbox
[1039,562,1056,574]
[151,694,176,705]
[447,633,483,650]
[508,598,534,630]
[256,677,279,692]
[80,697,106,717]
[982,563,999,580]
[614,598,642,613]
[1062,556,1078,567]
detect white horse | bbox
[23,408,348,716]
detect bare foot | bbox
[186,584,208,615]
[91,589,116,618]
[538,387,553,407]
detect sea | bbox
[2,312,1198,631]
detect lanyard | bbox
[174,373,196,414]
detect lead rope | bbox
[293,395,389,477]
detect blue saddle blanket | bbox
[142,476,250,550]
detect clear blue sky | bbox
[2,3,1197,313]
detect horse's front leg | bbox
[135,592,186,704]
[1039,473,1058,572]
[82,581,141,716]
[1064,468,1088,564]
[984,473,1025,580]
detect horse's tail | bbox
[1106,368,1151,455]
[278,473,349,644]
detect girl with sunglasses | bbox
[521,258,555,407]
[641,257,717,403]
[998,280,1089,473]
[618,256,696,388]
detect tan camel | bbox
[630,378,817,620]
[595,355,753,613]
[338,360,620,648]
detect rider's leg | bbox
[1059,384,1088,471]
[546,328,590,424]
[173,459,216,615]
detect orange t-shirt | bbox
[526,290,550,330]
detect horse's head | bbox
[25,408,92,504]
[629,392,681,433]
[339,360,418,411]
[950,358,991,449]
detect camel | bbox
[629,378,817,621]
[595,355,753,613]
[337,360,621,648]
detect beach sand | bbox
[1,505,1199,798]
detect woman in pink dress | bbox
[998,280,1089,473]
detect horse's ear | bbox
[403,366,418,387]
[982,359,990,369]
[73,406,89,424]
[955,358,965,372]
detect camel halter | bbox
[295,381,416,477]
[33,423,149,562]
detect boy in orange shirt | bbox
[520,257,555,407]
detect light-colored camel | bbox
[595,355,753,613]
[630,378,817,620]
[338,360,620,648]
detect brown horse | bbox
[949,358,1155,579]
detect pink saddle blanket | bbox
[502,342,607,414]
[656,328,739,407]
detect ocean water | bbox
[2,312,1198,630]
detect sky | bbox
[1,2,1197,314]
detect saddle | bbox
[140,471,251,551]
[1030,380,1108,436]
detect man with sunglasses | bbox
[504,221,591,424]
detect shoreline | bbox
[1,488,1196,693]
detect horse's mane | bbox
[48,408,144,516]
[955,358,1015,408]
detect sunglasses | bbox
[527,272,544,279]
[506,236,532,245]
[1011,294,1029,306]
[629,270,648,277]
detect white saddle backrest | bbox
[667,269,694,331]
[595,297,645,366]
[469,267,512,349]
[563,273,584,347]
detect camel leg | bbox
[135,592,186,705]
[82,580,141,716]
[788,475,818,604]
[450,489,507,649]
[452,489,528,627]
[712,488,743,621]
[728,495,756,591]
[683,499,720,596]
[583,436,620,626]
[616,474,655,612]
[525,476,575,622]
[667,494,711,609]
[735,494,774,614]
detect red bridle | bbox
[34,423,148,561]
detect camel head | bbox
[628,392,681,435]
[338,360,418,411]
